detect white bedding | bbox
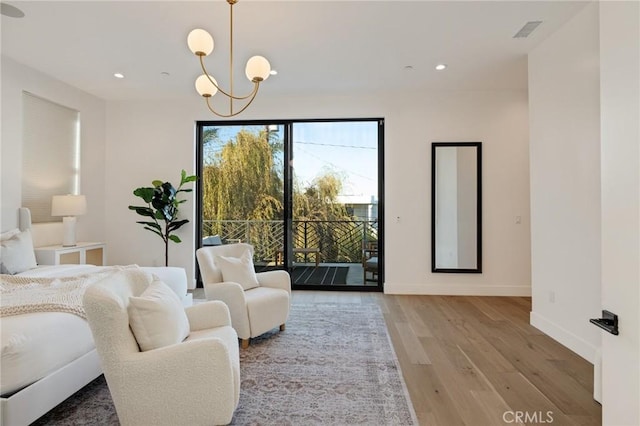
[16,264,101,278]
[1,312,94,396]
[16,264,189,299]
[1,208,193,424]
[1,264,189,397]
[0,266,100,396]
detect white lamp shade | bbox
[52,195,87,217]
[187,29,214,56]
[245,56,271,82]
[195,74,219,97]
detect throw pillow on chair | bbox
[196,243,291,348]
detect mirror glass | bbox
[431,142,482,273]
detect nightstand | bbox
[34,242,106,266]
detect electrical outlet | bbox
[549,291,555,303]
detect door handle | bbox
[590,310,619,335]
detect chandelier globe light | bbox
[187,0,271,118]
[195,74,218,97]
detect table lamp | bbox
[52,194,87,246]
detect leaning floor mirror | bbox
[431,142,482,273]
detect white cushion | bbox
[215,250,260,291]
[128,279,190,352]
[244,287,290,338]
[0,229,38,274]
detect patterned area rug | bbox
[34,303,417,425]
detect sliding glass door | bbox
[197,122,288,271]
[196,118,383,291]
[290,120,380,288]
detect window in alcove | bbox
[21,92,80,223]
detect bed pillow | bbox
[128,279,190,352]
[0,229,37,274]
[215,249,260,290]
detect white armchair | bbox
[82,269,240,426]
[196,243,291,348]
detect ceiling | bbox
[1,1,589,102]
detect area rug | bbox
[34,303,417,425]
[291,266,349,285]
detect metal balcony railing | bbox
[202,219,378,264]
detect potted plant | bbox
[128,170,197,266]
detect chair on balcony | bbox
[363,241,378,283]
[202,235,222,246]
[196,243,291,348]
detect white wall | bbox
[106,89,531,294]
[105,100,200,280]
[1,57,106,247]
[384,90,531,295]
[0,55,530,295]
[528,3,601,363]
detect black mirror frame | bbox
[431,142,482,273]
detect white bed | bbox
[0,209,192,425]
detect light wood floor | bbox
[291,291,602,426]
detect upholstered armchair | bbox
[83,269,240,426]
[196,243,291,348]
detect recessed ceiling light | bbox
[404,65,414,71]
[269,70,278,76]
[160,71,170,77]
[435,64,447,71]
[114,73,125,79]
[1,3,25,18]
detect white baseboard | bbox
[384,282,531,297]
[530,311,599,364]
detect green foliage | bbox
[202,127,351,224]
[292,170,357,262]
[201,126,358,261]
[203,129,284,224]
[293,171,350,221]
[129,170,197,266]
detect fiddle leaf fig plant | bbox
[128,170,197,266]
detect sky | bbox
[292,121,378,200]
[207,121,379,201]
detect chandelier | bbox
[187,0,271,118]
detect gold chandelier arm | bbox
[204,82,261,118]
[199,55,259,101]
[190,0,268,117]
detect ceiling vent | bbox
[1,3,25,18]
[513,21,542,38]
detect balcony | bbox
[203,219,379,287]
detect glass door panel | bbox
[291,120,380,288]
[197,118,383,291]
[198,123,287,271]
